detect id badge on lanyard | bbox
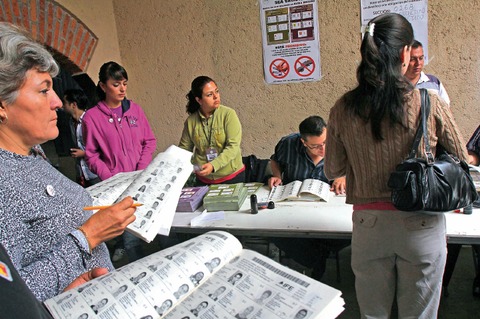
[206,147,218,162]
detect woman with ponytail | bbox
[179,76,244,185]
[324,13,468,318]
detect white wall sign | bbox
[360,0,429,63]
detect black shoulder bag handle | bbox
[408,88,431,161]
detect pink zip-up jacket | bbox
[82,99,157,180]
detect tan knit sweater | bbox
[324,89,468,205]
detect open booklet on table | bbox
[85,145,193,243]
[44,231,344,319]
[267,178,331,202]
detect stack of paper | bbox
[203,183,248,211]
[176,186,209,212]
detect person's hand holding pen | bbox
[268,176,282,189]
[268,160,282,189]
[79,197,137,251]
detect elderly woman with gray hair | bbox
[0,22,136,301]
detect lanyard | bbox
[200,112,214,147]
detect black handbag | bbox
[387,89,478,212]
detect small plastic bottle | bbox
[250,194,258,214]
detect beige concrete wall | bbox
[60,0,480,158]
[56,0,122,81]
[112,0,215,155]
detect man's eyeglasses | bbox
[303,142,326,150]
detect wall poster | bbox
[260,0,321,84]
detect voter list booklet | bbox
[86,145,193,242]
[45,231,345,319]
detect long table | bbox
[170,187,480,244]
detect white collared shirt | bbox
[416,71,451,105]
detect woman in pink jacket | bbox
[83,61,156,181]
[83,61,157,262]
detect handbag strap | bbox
[408,89,432,162]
